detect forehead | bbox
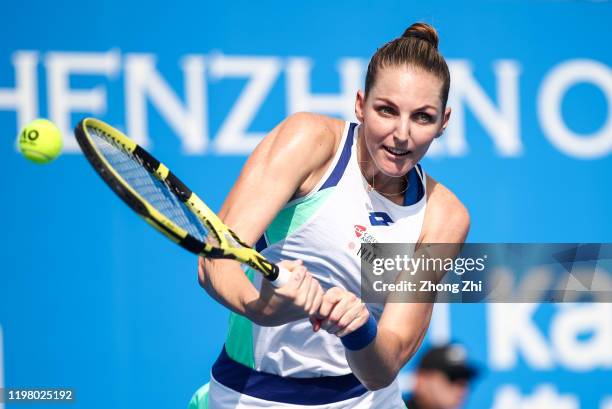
[369,65,443,107]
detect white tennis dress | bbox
[190,122,427,408]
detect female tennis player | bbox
[190,22,469,408]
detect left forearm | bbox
[345,325,424,390]
[316,288,432,390]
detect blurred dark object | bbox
[404,343,479,409]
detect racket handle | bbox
[269,266,292,288]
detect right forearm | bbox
[199,267,286,327]
[199,257,323,328]
[198,257,262,321]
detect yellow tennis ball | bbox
[17,119,63,164]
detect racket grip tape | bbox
[269,266,292,288]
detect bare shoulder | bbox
[421,174,470,243]
[271,112,342,156]
[270,112,345,196]
[217,113,344,243]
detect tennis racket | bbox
[74,117,290,287]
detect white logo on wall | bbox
[0,51,610,158]
[491,384,612,409]
[487,303,612,371]
[492,384,579,409]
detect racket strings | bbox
[87,125,210,242]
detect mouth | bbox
[382,145,411,157]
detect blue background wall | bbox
[1,1,611,408]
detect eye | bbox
[414,112,434,124]
[376,105,397,116]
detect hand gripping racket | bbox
[74,117,291,287]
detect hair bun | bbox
[402,22,439,49]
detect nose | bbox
[394,116,411,146]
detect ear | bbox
[437,106,451,138]
[355,90,365,123]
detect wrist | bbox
[244,295,288,327]
[340,314,378,351]
[245,296,277,326]
[243,288,269,325]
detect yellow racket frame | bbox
[75,117,283,282]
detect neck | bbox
[357,127,407,197]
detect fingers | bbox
[318,288,367,336]
[304,273,323,313]
[270,261,368,337]
[290,265,308,289]
[321,296,351,334]
[318,287,344,319]
[276,259,306,292]
[275,259,325,328]
[294,269,313,306]
[297,271,325,332]
[307,283,324,332]
[277,259,304,278]
[309,315,322,332]
[308,285,324,318]
[335,306,369,338]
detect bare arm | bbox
[320,176,470,390]
[197,112,341,326]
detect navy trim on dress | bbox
[254,235,268,252]
[212,346,367,405]
[403,164,425,206]
[319,122,357,191]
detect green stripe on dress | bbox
[266,188,334,245]
[223,188,334,368]
[224,267,256,368]
[187,382,209,409]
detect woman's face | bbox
[356,65,450,178]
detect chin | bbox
[374,154,415,177]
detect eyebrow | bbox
[374,97,399,108]
[374,97,439,113]
[415,104,439,112]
